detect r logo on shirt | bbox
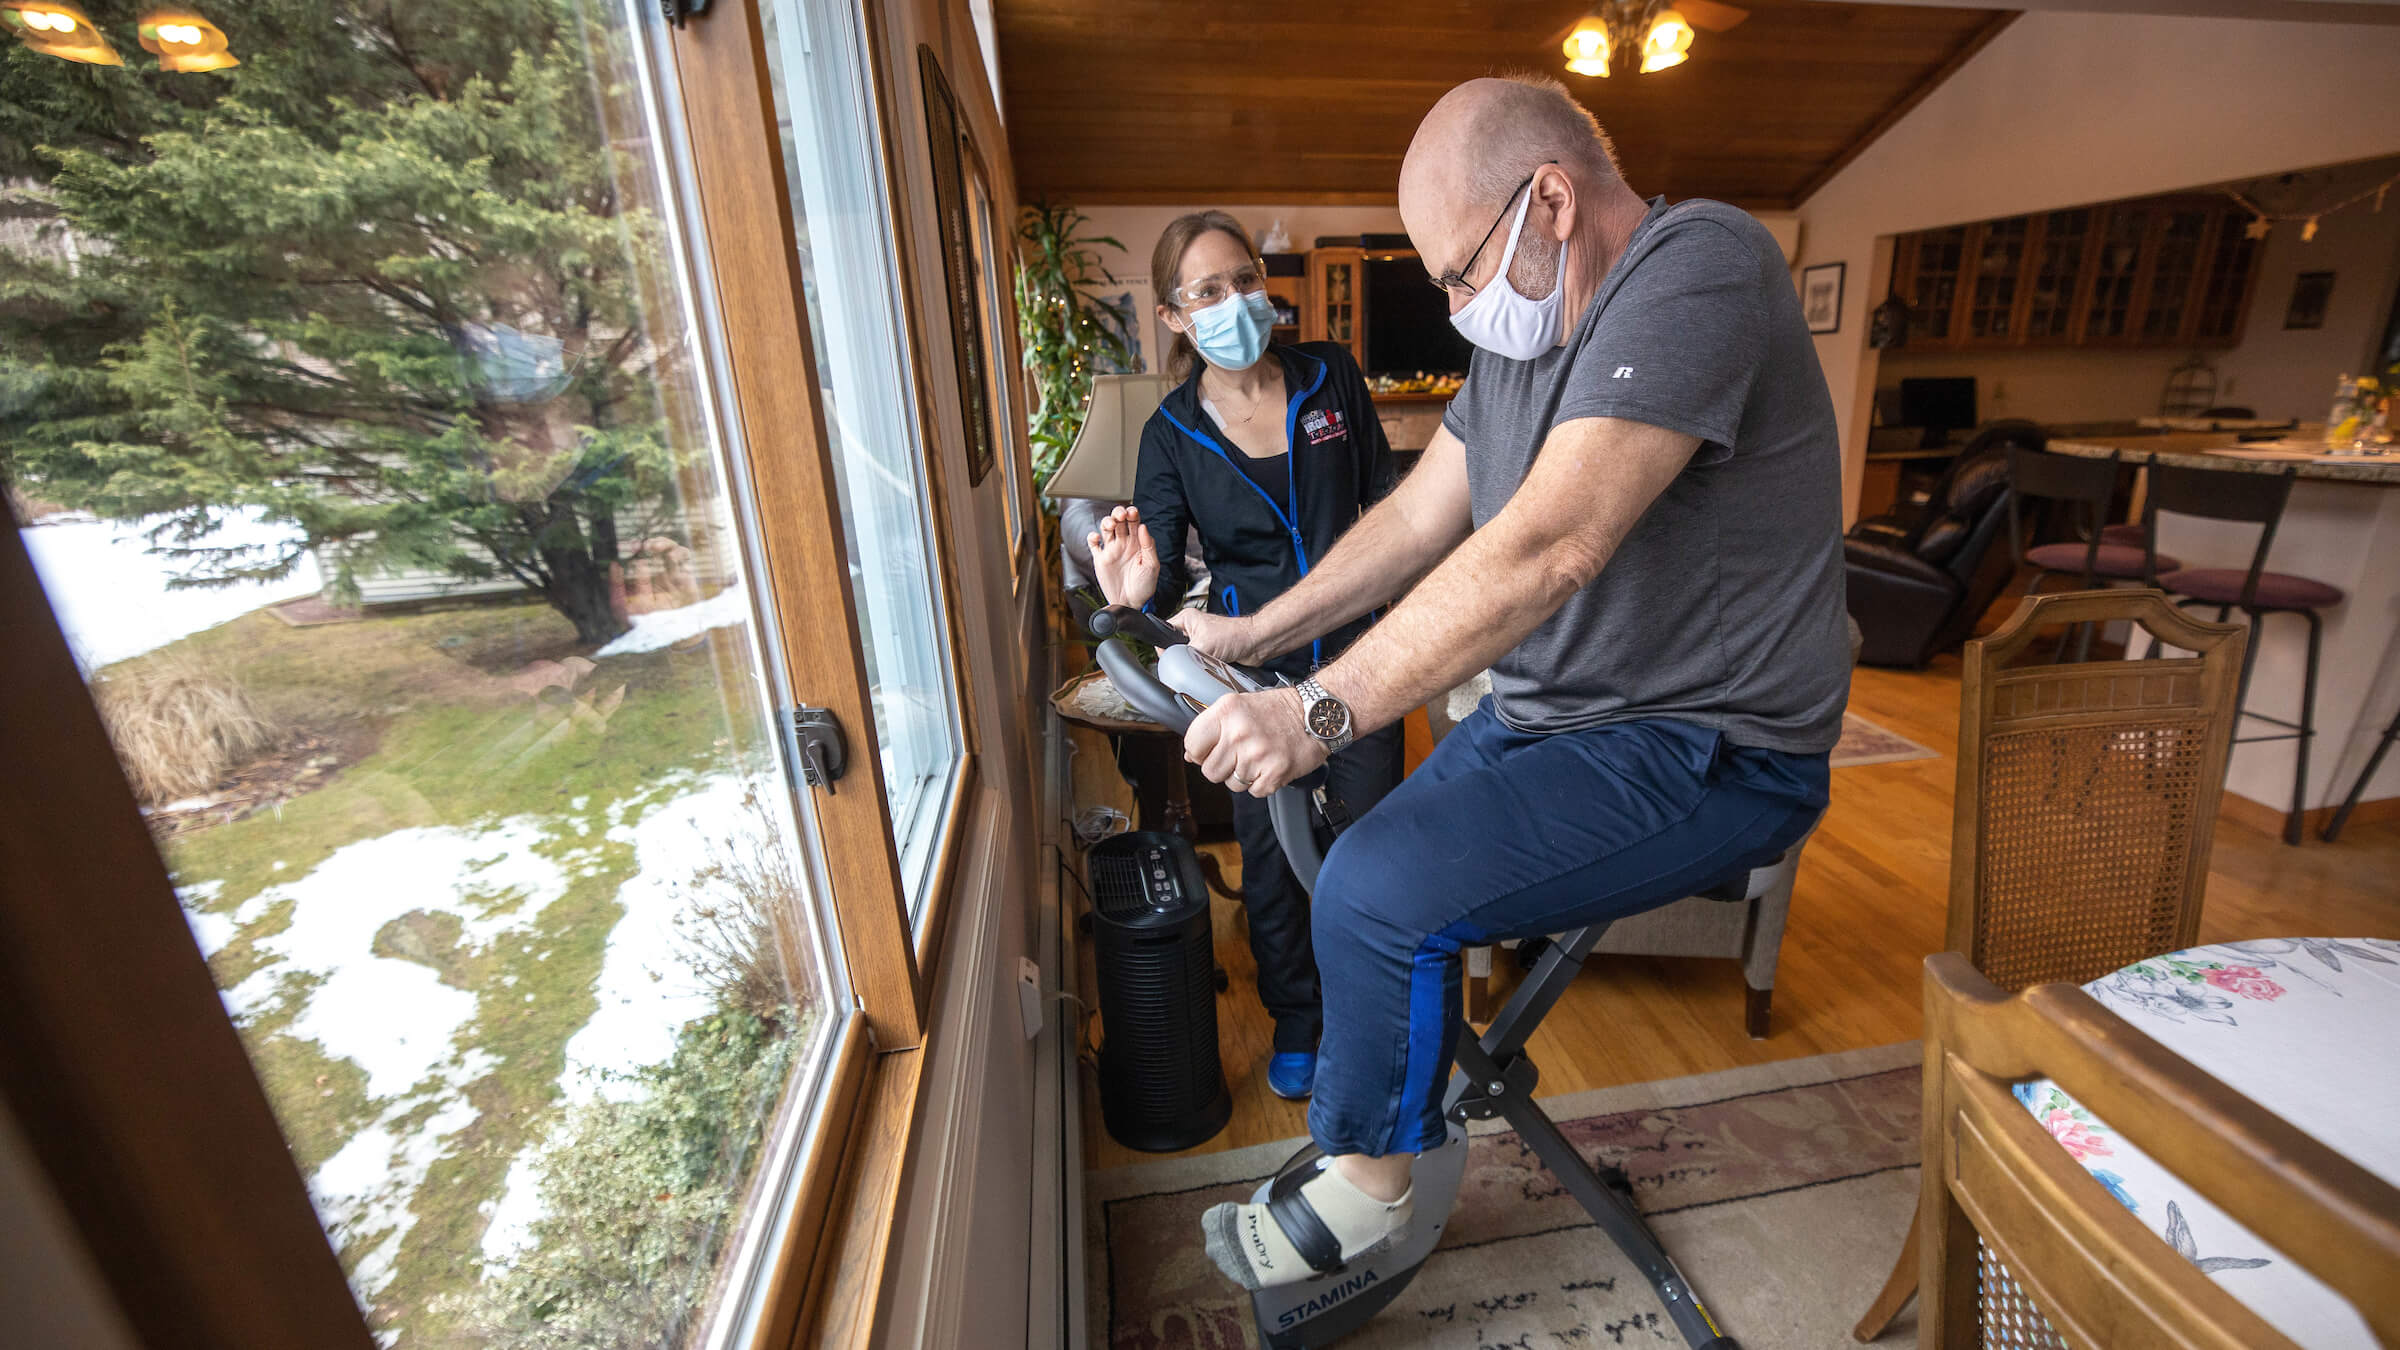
[1613,366,1634,378]
[1301,408,1348,444]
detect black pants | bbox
[1229,721,1405,1052]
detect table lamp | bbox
[1045,373,1169,502]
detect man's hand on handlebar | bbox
[1184,686,1326,798]
[1167,608,1272,666]
[1087,505,1160,610]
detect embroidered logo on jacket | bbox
[1301,409,1347,444]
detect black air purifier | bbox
[1088,830,1231,1152]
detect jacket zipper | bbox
[1159,352,1330,665]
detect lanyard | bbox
[1158,354,1329,665]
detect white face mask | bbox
[1448,189,1568,362]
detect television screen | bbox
[1364,257,1473,378]
[1899,377,1977,436]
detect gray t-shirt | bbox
[1440,197,1849,754]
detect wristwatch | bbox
[1293,675,1354,754]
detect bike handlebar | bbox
[1086,603,1188,651]
[1083,603,1326,893]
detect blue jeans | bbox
[1305,707,1829,1157]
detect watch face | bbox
[1307,698,1348,740]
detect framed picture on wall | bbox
[1801,261,1845,335]
[961,143,1031,589]
[2285,271,2335,331]
[918,47,997,487]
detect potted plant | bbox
[1014,201,1139,499]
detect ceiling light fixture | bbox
[138,9,237,71]
[2,2,122,65]
[1559,0,1742,79]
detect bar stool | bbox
[2137,463,2343,845]
[2324,703,2399,842]
[2006,447,2180,659]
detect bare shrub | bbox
[676,786,818,1027]
[94,659,281,804]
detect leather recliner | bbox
[1844,421,2040,668]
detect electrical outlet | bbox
[1017,956,1043,1040]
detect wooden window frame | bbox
[2,3,996,1346]
[0,516,381,1350]
[850,11,990,994]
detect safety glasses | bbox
[1430,164,1554,299]
[1170,258,1270,309]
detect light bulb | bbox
[1562,15,1610,76]
[1640,49,1688,72]
[1646,11,1693,55]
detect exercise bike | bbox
[1087,604,1746,1350]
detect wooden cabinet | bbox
[1262,260,1307,350]
[1305,247,1364,365]
[1892,194,2259,352]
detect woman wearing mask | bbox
[1089,211,1402,1101]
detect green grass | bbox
[130,597,790,1346]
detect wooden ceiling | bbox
[993,0,2014,210]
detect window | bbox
[762,0,969,926]
[7,2,845,1343]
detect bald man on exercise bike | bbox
[1142,74,1852,1291]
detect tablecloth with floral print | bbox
[2014,938,2400,1348]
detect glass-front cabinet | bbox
[1891,194,2259,351]
[1306,246,1363,365]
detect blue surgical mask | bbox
[1189,290,1277,371]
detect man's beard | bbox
[1505,229,1565,302]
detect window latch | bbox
[781,706,848,795]
[660,0,711,28]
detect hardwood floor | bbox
[1065,651,2400,1173]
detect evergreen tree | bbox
[0,0,688,643]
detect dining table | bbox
[2017,936,2400,1347]
[2043,431,2400,834]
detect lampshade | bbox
[3,3,122,64]
[139,9,238,72]
[1562,16,1610,77]
[1046,373,1168,502]
[1641,9,1693,71]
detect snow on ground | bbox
[478,1145,550,1263]
[592,582,749,657]
[223,818,569,1098]
[561,775,750,1102]
[20,509,323,668]
[313,1093,481,1308]
[185,908,239,959]
[196,776,765,1293]
[213,815,572,1302]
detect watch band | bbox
[1294,676,1354,753]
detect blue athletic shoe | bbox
[1267,1052,1316,1100]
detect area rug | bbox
[1087,1042,1925,1349]
[1833,713,1939,769]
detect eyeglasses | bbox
[1430,164,1554,299]
[1171,259,1269,309]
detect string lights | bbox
[2228,167,2400,244]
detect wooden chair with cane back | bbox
[1910,951,2400,1348]
[1853,588,2251,1342]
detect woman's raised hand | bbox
[1088,504,1160,610]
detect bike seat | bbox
[1694,848,1794,903]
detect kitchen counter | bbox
[2045,430,2400,827]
